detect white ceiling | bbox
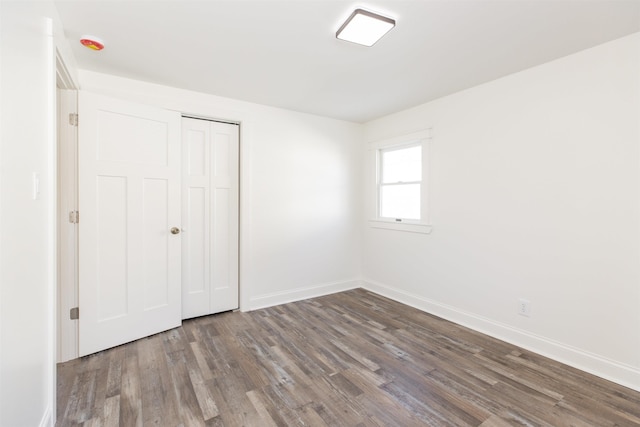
[55,0,640,123]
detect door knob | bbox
[170,227,181,235]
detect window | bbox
[369,130,432,234]
[379,143,421,221]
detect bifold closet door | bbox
[78,92,182,356]
[181,117,239,319]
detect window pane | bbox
[382,145,421,183]
[380,184,420,220]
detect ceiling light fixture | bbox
[336,8,395,47]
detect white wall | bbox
[363,33,640,391]
[0,1,66,425]
[78,70,363,311]
[3,5,637,425]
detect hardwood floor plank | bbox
[62,366,97,424]
[164,349,206,427]
[102,395,120,427]
[104,346,124,399]
[57,288,640,427]
[190,341,214,381]
[56,359,80,422]
[246,389,280,427]
[309,375,377,426]
[138,335,182,426]
[341,368,422,426]
[209,375,263,426]
[381,380,458,426]
[296,403,331,427]
[478,414,519,427]
[119,345,143,427]
[187,365,219,420]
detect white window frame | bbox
[368,129,433,234]
[378,141,422,221]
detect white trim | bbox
[38,406,53,427]
[239,119,253,312]
[55,49,75,90]
[0,3,4,424]
[46,20,58,426]
[379,140,422,156]
[368,129,433,231]
[368,219,432,234]
[52,20,78,426]
[56,89,78,363]
[247,279,361,311]
[368,129,431,150]
[362,278,640,392]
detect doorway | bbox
[57,95,241,360]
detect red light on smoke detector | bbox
[80,36,104,51]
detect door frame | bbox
[57,101,247,361]
[56,51,79,363]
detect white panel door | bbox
[182,118,239,319]
[78,92,182,356]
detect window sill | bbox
[368,219,433,234]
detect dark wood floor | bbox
[57,288,640,426]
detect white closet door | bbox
[182,117,239,319]
[78,92,182,356]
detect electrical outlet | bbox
[518,298,531,317]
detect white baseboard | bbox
[39,406,53,427]
[247,279,361,311]
[362,278,640,392]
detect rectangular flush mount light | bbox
[336,9,395,47]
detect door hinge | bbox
[70,307,79,320]
[68,210,79,224]
[69,113,78,126]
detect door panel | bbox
[95,175,128,320]
[142,178,170,309]
[182,118,239,319]
[186,187,207,294]
[79,92,182,356]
